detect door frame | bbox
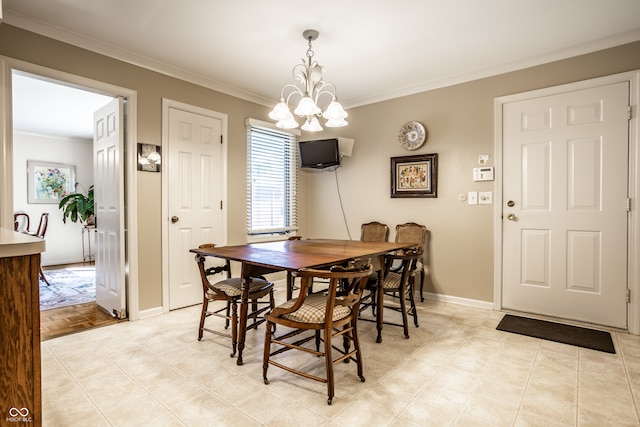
[493,70,640,334]
[160,98,228,313]
[0,57,140,321]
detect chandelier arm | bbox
[280,84,304,106]
[312,82,338,105]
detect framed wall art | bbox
[27,160,76,204]
[390,153,438,198]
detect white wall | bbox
[13,131,93,266]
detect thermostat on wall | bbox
[473,166,494,181]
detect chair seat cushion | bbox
[381,272,402,290]
[277,294,351,323]
[209,277,271,298]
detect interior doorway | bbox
[12,72,113,336]
[1,58,141,330]
[12,72,111,310]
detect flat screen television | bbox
[298,138,340,169]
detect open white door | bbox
[94,97,126,318]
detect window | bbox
[246,119,298,237]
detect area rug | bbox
[496,314,615,354]
[39,267,96,311]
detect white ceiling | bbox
[4,0,640,139]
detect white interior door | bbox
[94,97,126,317]
[502,82,629,328]
[168,107,224,310]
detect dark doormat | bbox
[496,314,615,354]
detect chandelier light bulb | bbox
[325,118,348,128]
[322,99,348,121]
[294,96,321,117]
[301,116,323,132]
[276,116,300,129]
[268,99,292,121]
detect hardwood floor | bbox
[40,302,119,341]
[40,262,123,340]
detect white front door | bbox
[94,97,126,317]
[167,107,225,310]
[502,82,629,328]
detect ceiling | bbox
[4,0,640,139]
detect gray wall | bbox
[1,24,639,310]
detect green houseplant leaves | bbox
[58,185,94,224]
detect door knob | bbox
[171,216,179,223]
[507,213,516,221]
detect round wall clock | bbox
[398,121,427,151]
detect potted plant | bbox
[58,185,95,225]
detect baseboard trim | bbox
[424,292,494,310]
[273,278,495,311]
[138,306,164,319]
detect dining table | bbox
[189,238,412,365]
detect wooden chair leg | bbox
[376,284,384,343]
[198,299,208,341]
[408,279,419,328]
[263,321,274,384]
[230,300,238,357]
[351,320,365,382]
[420,269,425,302]
[225,301,231,329]
[39,267,51,286]
[324,327,335,405]
[400,286,409,339]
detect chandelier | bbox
[269,29,348,132]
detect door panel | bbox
[502,82,629,328]
[94,97,125,317]
[168,108,224,309]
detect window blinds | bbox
[246,124,298,235]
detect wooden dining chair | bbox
[14,212,51,285]
[358,221,388,316]
[263,260,373,405]
[395,222,428,301]
[375,248,422,343]
[13,212,30,233]
[195,243,275,357]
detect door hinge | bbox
[627,288,631,303]
[220,200,223,210]
[220,135,223,144]
[628,105,632,120]
[627,198,632,212]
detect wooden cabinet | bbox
[0,229,45,427]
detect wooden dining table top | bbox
[189,238,410,271]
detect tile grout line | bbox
[615,331,640,424]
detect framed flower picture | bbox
[27,160,76,204]
[390,153,438,198]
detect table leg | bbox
[236,263,251,365]
[286,271,294,300]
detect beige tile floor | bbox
[42,283,640,426]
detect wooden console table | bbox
[0,228,45,426]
